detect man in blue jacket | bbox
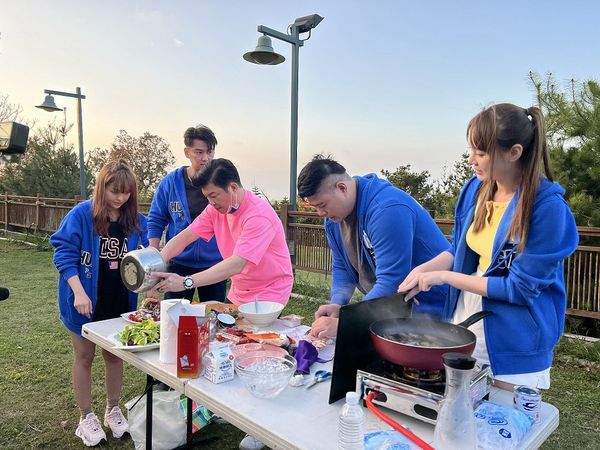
[147,125,225,301]
[297,155,450,338]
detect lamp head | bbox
[293,14,324,33]
[36,94,62,112]
[243,35,285,65]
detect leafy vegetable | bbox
[119,320,160,346]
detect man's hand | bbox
[398,271,447,301]
[151,271,184,293]
[309,316,339,338]
[145,288,161,300]
[74,292,93,318]
[314,303,341,319]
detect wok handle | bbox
[457,310,492,329]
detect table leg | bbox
[146,374,153,450]
[186,397,193,442]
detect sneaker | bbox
[212,415,229,425]
[103,406,129,439]
[239,434,265,450]
[75,413,107,447]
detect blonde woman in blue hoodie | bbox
[51,160,148,446]
[398,103,578,389]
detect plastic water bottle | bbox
[433,353,477,450]
[338,391,364,450]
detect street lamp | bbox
[36,87,87,198]
[244,14,324,210]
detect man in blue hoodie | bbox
[297,155,450,338]
[147,125,225,301]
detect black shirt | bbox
[94,221,130,322]
[184,168,209,220]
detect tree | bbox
[530,72,600,226]
[432,151,473,218]
[0,93,23,123]
[0,122,84,197]
[88,130,175,201]
[381,165,436,213]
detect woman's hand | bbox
[398,271,448,301]
[73,291,93,318]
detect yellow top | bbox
[466,201,509,272]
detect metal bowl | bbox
[120,247,166,293]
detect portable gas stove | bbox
[356,359,491,424]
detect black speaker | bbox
[0,122,29,154]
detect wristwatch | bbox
[182,276,194,290]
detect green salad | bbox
[119,320,160,346]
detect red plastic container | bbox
[177,316,210,378]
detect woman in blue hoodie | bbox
[51,160,148,446]
[398,103,578,389]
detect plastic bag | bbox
[474,401,535,450]
[178,398,213,433]
[364,430,421,449]
[125,389,186,450]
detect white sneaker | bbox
[103,406,129,439]
[75,412,107,447]
[239,434,265,450]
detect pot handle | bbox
[457,310,492,329]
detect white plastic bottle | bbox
[338,391,364,450]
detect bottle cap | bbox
[442,352,476,370]
[345,391,359,404]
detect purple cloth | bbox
[294,340,318,374]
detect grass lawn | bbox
[1,238,599,449]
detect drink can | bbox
[513,385,541,423]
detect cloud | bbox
[173,38,184,48]
[134,9,163,23]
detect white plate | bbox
[109,333,160,352]
[120,311,160,324]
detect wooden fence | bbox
[2,194,599,319]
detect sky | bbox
[1,0,599,200]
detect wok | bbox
[370,311,491,370]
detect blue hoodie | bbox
[326,174,451,317]
[50,200,148,335]
[147,168,222,268]
[446,177,578,375]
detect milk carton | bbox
[203,343,234,384]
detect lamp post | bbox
[36,87,87,198]
[244,14,323,210]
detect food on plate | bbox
[280,314,304,328]
[127,297,161,323]
[244,331,289,347]
[119,320,160,346]
[232,343,288,358]
[304,335,334,351]
[204,302,238,318]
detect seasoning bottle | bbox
[433,352,477,450]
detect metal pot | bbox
[369,311,491,370]
[120,247,166,293]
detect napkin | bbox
[294,340,318,374]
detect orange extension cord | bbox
[365,391,435,450]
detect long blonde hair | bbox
[92,160,139,236]
[467,103,553,252]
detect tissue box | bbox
[203,343,234,384]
